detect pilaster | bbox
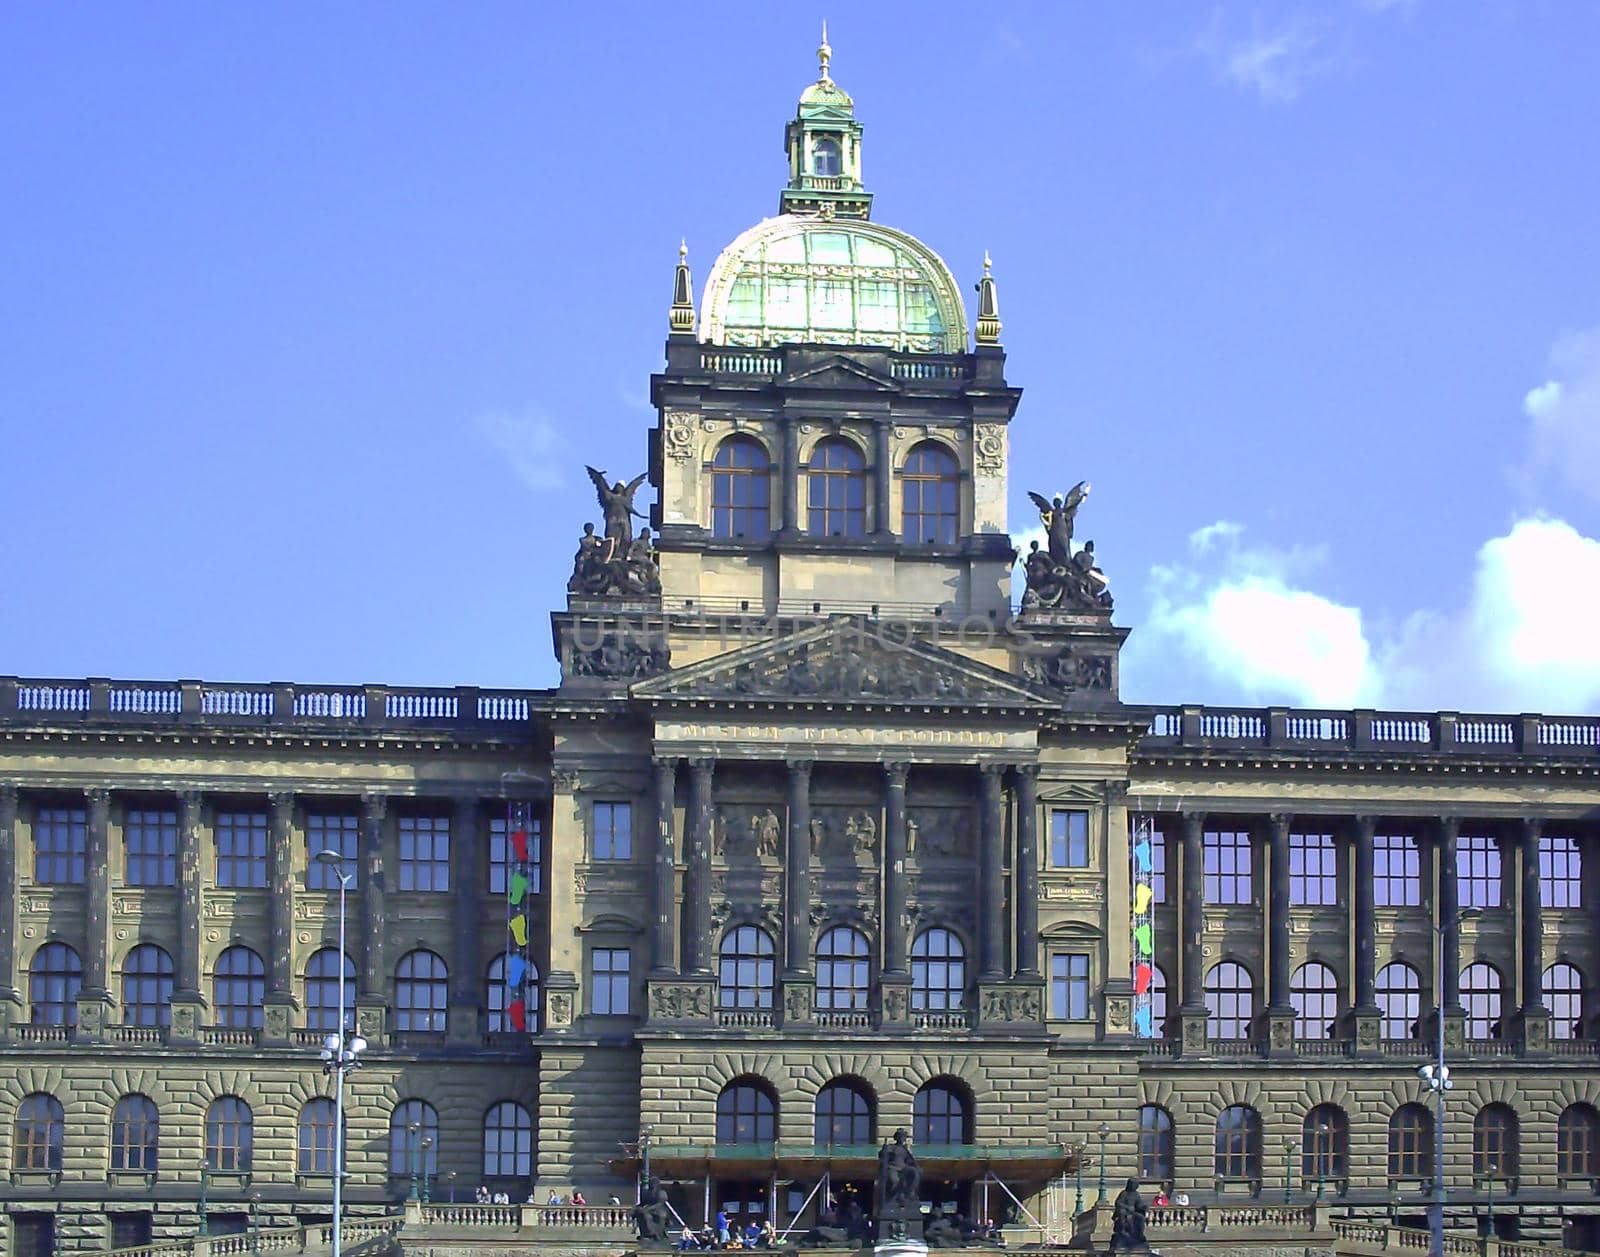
[1178,813,1205,1012]
[77,787,114,1040]
[1013,766,1040,977]
[357,791,389,1044]
[0,784,20,1036]
[882,762,909,976]
[651,758,680,976]
[1517,818,1546,1042]
[170,789,206,1045]
[783,760,814,977]
[977,763,1006,980]
[872,417,893,537]
[448,795,483,1044]
[686,758,715,975]
[1437,816,1463,1014]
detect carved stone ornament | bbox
[663,411,698,462]
[1104,993,1132,1034]
[883,986,909,1023]
[648,981,711,1021]
[568,632,668,681]
[546,992,574,1028]
[1181,1014,1207,1051]
[979,985,1042,1024]
[973,424,1005,473]
[1021,647,1112,692]
[784,983,814,1022]
[714,805,783,859]
[809,807,879,860]
[1355,1014,1380,1051]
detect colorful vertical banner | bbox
[505,800,536,1033]
[1130,813,1156,1038]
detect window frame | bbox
[717,1082,776,1146]
[33,806,87,885]
[14,1093,65,1171]
[1302,1105,1349,1187]
[1214,1105,1261,1182]
[1540,834,1582,909]
[388,1099,438,1179]
[1049,952,1091,1020]
[592,801,633,862]
[718,925,776,1011]
[909,927,965,1013]
[1290,961,1340,1041]
[710,436,773,540]
[394,950,449,1034]
[814,1080,873,1148]
[913,1082,971,1147]
[1204,960,1255,1041]
[490,813,542,896]
[212,946,266,1030]
[214,810,268,890]
[1138,1105,1173,1184]
[1374,833,1422,908]
[1203,829,1253,905]
[815,925,871,1012]
[121,943,174,1029]
[1473,1103,1519,1183]
[806,437,867,539]
[591,946,631,1016]
[1461,962,1503,1040]
[1288,830,1337,906]
[1388,1104,1433,1181]
[111,1094,159,1173]
[899,441,960,545]
[1559,1104,1600,1180]
[297,1098,339,1175]
[487,952,541,1033]
[483,1101,534,1179]
[305,814,359,890]
[1048,809,1090,870]
[1457,834,1503,910]
[303,948,357,1033]
[1376,962,1421,1042]
[205,1096,253,1172]
[124,808,178,888]
[29,941,82,1028]
[1545,962,1584,1041]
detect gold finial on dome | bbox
[975,251,1002,345]
[670,240,695,336]
[818,20,832,82]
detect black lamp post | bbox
[420,1137,434,1203]
[198,1160,210,1237]
[250,1193,261,1252]
[407,1121,422,1202]
[1422,905,1482,1257]
[1485,1161,1497,1238]
[1096,1123,1111,1205]
[1283,1137,1295,1204]
[1073,1143,1084,1215]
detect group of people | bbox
[678,1213,778,1250]
[473,1185,617,1209]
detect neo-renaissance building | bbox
[5,40,1600,1257]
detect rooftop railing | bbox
[693,345,976,384]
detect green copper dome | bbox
[699,215,969,355]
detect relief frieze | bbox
[906,807,972,860]
[714,805,783,859]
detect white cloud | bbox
[473,405,566,492]
[1521,327,1600,504]
[1194,13,1330,104]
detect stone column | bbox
[357,791,390,1043]
[882,763,910,974]
[78,787,113,1040]
[1264,813,1295,1054]
[783,761,815,1025]
[1349,815,1381,1052]
[1437,816,1463,1013]
[1176,813,1209,1054]
[263,791,298,1043]
[449,797,483,1043]
[978,764,1007,980]
[780,423,802,536]
[873,418,894,537]
[686,759,715,975]
[1013,766,1040,977]
[651,759,680,976]
[1518,818,1550,1049]
[169,790,206,1042]
[0,785,19,1037]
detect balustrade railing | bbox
[717,1009,776,1029]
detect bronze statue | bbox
[1020,481,1113,612]
[1028,481,1090,565]
[1109,1178,1148,1251]
[586,466,649,555]
[876,1128,922,1215]
[632,1177,675,1242]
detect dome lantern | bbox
[780,23,872,221]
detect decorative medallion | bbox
[664,411,698,462]
[973,424,1005,473]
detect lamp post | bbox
[1315,1122,1330,1202]
[640,1123,654,1202]
[1073,1143,1084,1216]
[1421,905,1482,1257]
[420,1136,434,1203]
[314,849,368,1257]
[1485,1161,1497,1238]
[198,1159,210,1237]
[407,1121,423,1202]
[1096,1123,1111,1205]
[1283,1137,1295,1204]
[250,1192,261,1252]
[445,1171,457,1204]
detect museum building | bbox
[4,38,1600,1257]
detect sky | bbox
[3,3,1598,714]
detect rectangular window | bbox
[1289,831,1338,906]
[1203,829,1252,905]
[1150,829,1168,904]
[1374,834,1421,907]
[1048,810,1089,869]
[305,814,359,890]
[1049,953,1090,1019]
[1541,835,1582,909]
[593,802,632,861]
[215,812,268,889]
[397,816,450,892]
[1458,834,1502,909]
[592,948,631,1015]
[125,809,177,887]
[33,807,87,884]
[490,814,543,895]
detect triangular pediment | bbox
[779,355,900,393]
[632,620,1059,709]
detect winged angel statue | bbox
[568,467,659,597]
[1021,480,1112,611]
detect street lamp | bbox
[250,1192,262,1252]
[1073,1143,1085,1216]
[1283,1137,1295,1204]
[420,1137,435,1203]
[1485,1161,1497,1238]
[639,1123,655,1202]
[315,848,368,1257]
[1314,1122,1330,1202]
[198,1159,210,1237]
[1096,1123,1111,1205]
[445,1171,457,1204]
[1420,904,1482,1257]
[407,1121,423,1202]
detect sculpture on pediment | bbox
[568,521,661,598]
[569,632,667,679]
[1022,481,1114,612]
[703,636,992,702]
[1023,647,1113,692]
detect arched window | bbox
[298,1098,338,1175]
[483,1101,534,1178]
[910,928,966,1012]
[395,950,448,1033]
[1147,965,1168,1038]
[901,443,959,545]
[913,1081,971,1147]
[121,944,174,1028]
[815,1080,874,1147]
[1376,962,1421,1041]
[1138,1106,1174,1184]
[1204,961,1254,1040]
[711,438,771,540]
[1389,1104,1433,1180]
[1290,962,1339,1040]
[807,438,866,538]
[812,137,841,178]
[487,953,540,1033]
[1461,963,1503,1040]
[29,942,81,1028]
[718,926,776,1010]
[1214,1105,1261,1180]
[304,948,357,1033]
[716,1081,777,1145]
[111,1094,159,1173]
[14,1094,64,1170]
[1302,1105,1348,1188]
[1474,1104,1518,1182]
[1545,963,1584,1040]
[388,1099,439,1178]
[212,946,265,1030]
[815,926,871,1011]
[205,1097,252,1172]
[1559,1103,1600,1180]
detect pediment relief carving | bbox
[779,355,899,392]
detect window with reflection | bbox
[1302,1105,1348,1187]
[1289,831,1337,905]
[1458,834,1502,909]
[1376,963,1421,1041]
[213,947,265,1030]
[812,137,841,177]
[711,437,771,540]
[30,941,82,1028]
[122,944,174,1028]
[1559,1104,1600,1179]
[1214,1105,1261,1180]
[814,1080,873,1147]
[1204,961,1254,1040]
[1138,1106,1173,1183]
[1546,963,1584,1040]
[388,1099,438,1178]
[1389,1104,1433,1180]
[910,928,965,1012]
[206,1096,252,1172]
[304,948,357,1033]
[807,439,866,538]
[298,1098,338,1175]
[487,953,540,1033]
[483,1101,534,1178]
[125,808,177,887]
[1461,963,1503,1040]
[33,807,86,884]
[815,926,870,1010]
[914,1081,971,1146]
[1474,1104,1518,1182]
[1541,835,1582,908]
[1374,834,1421,906]
[489,813,542,896]
[13,1093,64,1171]
[1291,962,1339,1040]
[215,811,268,889]
[901,442,959,544]
[1147,965,1168,1038]
[306,814,359,890]
[718,926,776,1010]
[395,950,448,1033]
[1203,829,1252,904]
[717,1081,776,1145]
[111,1094,159,1172]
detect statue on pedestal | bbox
[1021,481,1113,612]
[1109,1178,1149,1252]
[567,465,662,598]
[633,1177,675,1243]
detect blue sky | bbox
[3,3,1598,712]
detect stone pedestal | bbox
[782,978,815,1028]
[261,996,296,1046]
[0,989,21,1043]
[355,997,390,1048]
[1517,1007,1551,1054]
[1426,1008,1466,1053]
[168,992,205,1044]
[1264,1008,1296,1057]
[880,976,912,1029]
[544,972,578,1032]
[1349,1007,1382,1056]
[1177,1008,1210,1057]
[74,990,113,1043]
[646,977,714,1025]
[447,997,481,1046]
[1102,978,1135,1040]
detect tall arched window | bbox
[487,953,541,1033]
[1291,962,1339,1040]
[913,1080,971,1147]
[1474,1104,1518,1182]
[298,1098,338,1174]
[1545,963,1584,1040]
[1302,1105,1348,1189]
[212,946,265,1030]
[1559,1104,1600,1179]
[1461,963,1503,1040]
[901,443,959,544]
[910,928,966,1011]
[483,1101,534,1178]
[395,950,449,1033]
[121,944,174,1028]
[1389,1104,1433,1180]
[807,438,866,538]
[812,137,841,177]
[711,437,771,540]
[111,1094,159,1172]
[1204,961,1254,1040]
[1376,962,1421,1041]
[205,1097,253,1172]
[1214,1105,1261,1180]
[1138,1106,1174,1184]
[14,1094,64,1170]
[29,942,81,1028]
[304,948,357,1033]
[815,926,871,1011]
[815,1080,874,1147]
[718,926,776,1010]
[388,1099,439,1178]
[716,1081,777,1146]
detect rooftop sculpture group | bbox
[1021,480,1112,612]
[569,467,661,597]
